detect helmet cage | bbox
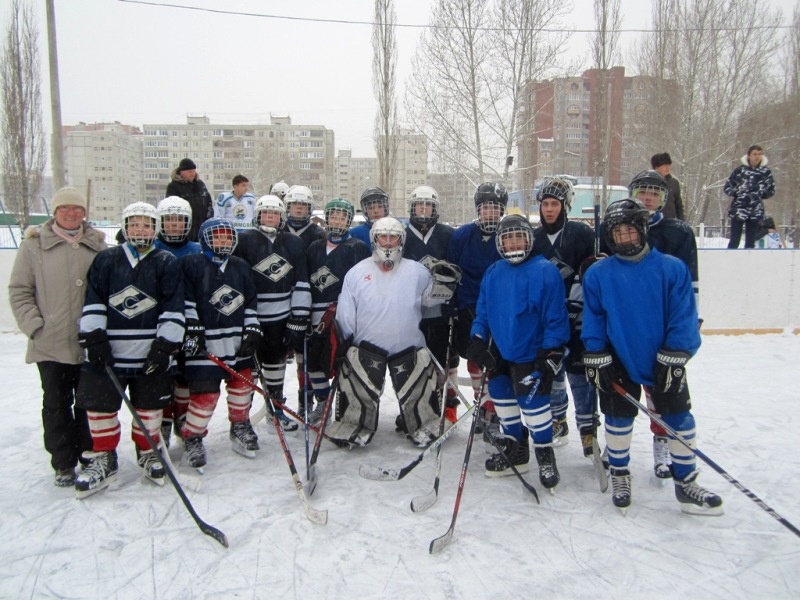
[628,170,668,212]
[122,202,158,248]
[156,197,192,242]
[285,185,314,228]
[603,199,650,257]
[200,218,238,257]
[324,199,354,237]
[495,215,534,264]
[370,217,405,270]
[254,195,287,233]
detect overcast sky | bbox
[1,0,796,161]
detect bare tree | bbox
[1,0,46,230]
[372,0,398,207]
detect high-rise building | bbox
[385,128,428,216]
[334,149,378,208]
[63,122,144,224]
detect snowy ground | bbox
[1,332,799,599]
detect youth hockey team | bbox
[8,163,723,518]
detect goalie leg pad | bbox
[388,346,440,446]
[327,343,387,446]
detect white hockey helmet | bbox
[408,185,440,231]
[122,201,158,248]
[270,181,290,199]
[156,196,192,242]
[254,194,287,234]
[371,217,405,271]
[284,185,315,228]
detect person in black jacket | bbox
[650,152,685,221]
[166,158,212,242]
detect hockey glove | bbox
[144,338,178,375]
[654,348,690,395]
[535,347,565,393]
[283,316,309,353]
[466,337,497,371]
[428,259,463,301]
[583,350,616,393]
[238,324,264,358]
[79,329,114,368]
[182,320,205,357]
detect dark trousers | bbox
[37,362,92,471]
[728,218,758,249]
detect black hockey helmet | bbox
[474,182,508,233]
[628,169,668,212]
[360,186,390,219]
[603,198,650,257]
[536,177,575,234]
[495,214,534,264]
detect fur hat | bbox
[51,186,87,211]
[177,158,197,172]
[650,152,672,169]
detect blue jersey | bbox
[471,255,570,363]
[581,247,701,386]
[306,237,371,327]
[154,237,201,259]
[349,222,372,247]
[180,254,259,380]
[80,244,185,376]
[447,222,501,310]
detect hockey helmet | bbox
[270,181,290,199]
[628,169,668,213]
[474,182,508,233]
[408,185,440,232]
[371,217,405,271]
[603,198,650,257]
[156,196,192,243]
[495,214,534,264]
[199,218,238,259]
[285,185,315,228]
[360,187,390,221]
[254,195,287,234]
[122,201,158,249]
[324,198,355,238]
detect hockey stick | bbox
[302,335,311,483]
[426,344,475,411]
[611,381,800,539]
[307,372,340,496]
[429,369,489,554]
[104,367,228,548]
[411,318,455,512]
[252,356,328,526]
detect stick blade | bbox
[359,463,401,481]
[429,529,453,554]
[201,524,229,548]
[410,489,437,513]
[305,504,328,525]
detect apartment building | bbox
[334,149,378,206]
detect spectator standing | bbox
[724,145,775,249]
[214,175,256,230]
[650,153,685,221]
[166,158,212,242]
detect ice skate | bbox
[137,448,165,486]
[267,399,299,433]
[160,418,173,449]
[309,399,330,426]
[75,451,118,499]
[55,468,76,487]
[674,471,724,516]
[184,436,207,471]
[610,467,631,514]
[230,420,259,458]
[535,446,560,491]
[652,435,672,484]
[485,435,530,477]
[552,417,569,448]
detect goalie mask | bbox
[285,185,314,229]
[495,214,534,264]
[474,182,508,234]
[603,198,650,258]
[156,196,192,243]
[324,198,354,240]
[371,217,405,271]
[409,185,440,232]
[254,194,286,234]
[628,169,668,214]
[122,202,158,249]
[537,177,574,234]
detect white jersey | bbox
[214,192,256,229]
[336,257,440,355]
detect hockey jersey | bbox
[447,222,501,310]
[404,222,455,319]
[306,237,371,327]
[154,236,201,258]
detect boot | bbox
[184,436,207,469]
[75,451,119,498]
[674,471,723,516]
[552,417,569,447]
[534,446,560,489]
[610,467,632,511]
[136,447,165,485]
[485,435,530,477]
[653,435,672,479]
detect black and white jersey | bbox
[80,244,185,376]
[233,229,311,323]
[180,254,259,380]
[286,222,327,249]
[533,220,595,297]
[404,223,455,264]
[647,215,699,299]
[306,237,371,327]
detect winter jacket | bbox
[662,174,685,221]
[8,220,107,364]
[724,156,775,221]
[166,169,213,241]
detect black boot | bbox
[534,446,560,489]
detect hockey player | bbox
[628,169,700,480]
[153,196,201,447]
[467,215,569,489]
[270,181,290,201]
[305,199,371,423]
[330,217,456,447]
[447,182,506,432]
[73,202,185,497]
[283,185,327,413]
[233,195,311,432]
[402,185,460,423]
[532,178,597,453]
[214,174,256,230]
[582,198,723,515]
[350,187,390,246]
[179,218,262,466]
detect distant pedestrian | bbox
[8,187,107,487]
[650,153,685,221]
[724,145,775,249]
[166,158,212,242]
[214,174,256,230]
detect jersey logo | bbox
[209,285,245,316]
[364,274,372,282]
[109,286,157,319]
[310,266,340,292]
[253,253,293,282]
[232,204,248,219]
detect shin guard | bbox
[389,347,439,446]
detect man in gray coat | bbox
[8,187,107,486]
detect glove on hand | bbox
[583,350,616,393]
[654,348,690,394]
[238,324,264,358]
[428,259,463,301]
[283,316,309,352]
[535,347,565,393]
[466,337,497,371]
[144,338,178,375]
[80,329,114,368]
[182,320,205,357]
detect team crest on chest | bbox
[253,253,293,282]
[310,266,339,292]
[209,285,244,316]
[109,286,157,319]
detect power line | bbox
[117,0,795,33]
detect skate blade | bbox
[75,474,117,499]
[143,473,166,486]
[679,503,724,517]
[650,474,670,488]
[552,436,569,448]
[616,505,629,516]
[484,463,530,478]
[231,442,257,459]
[194,466,205,475]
